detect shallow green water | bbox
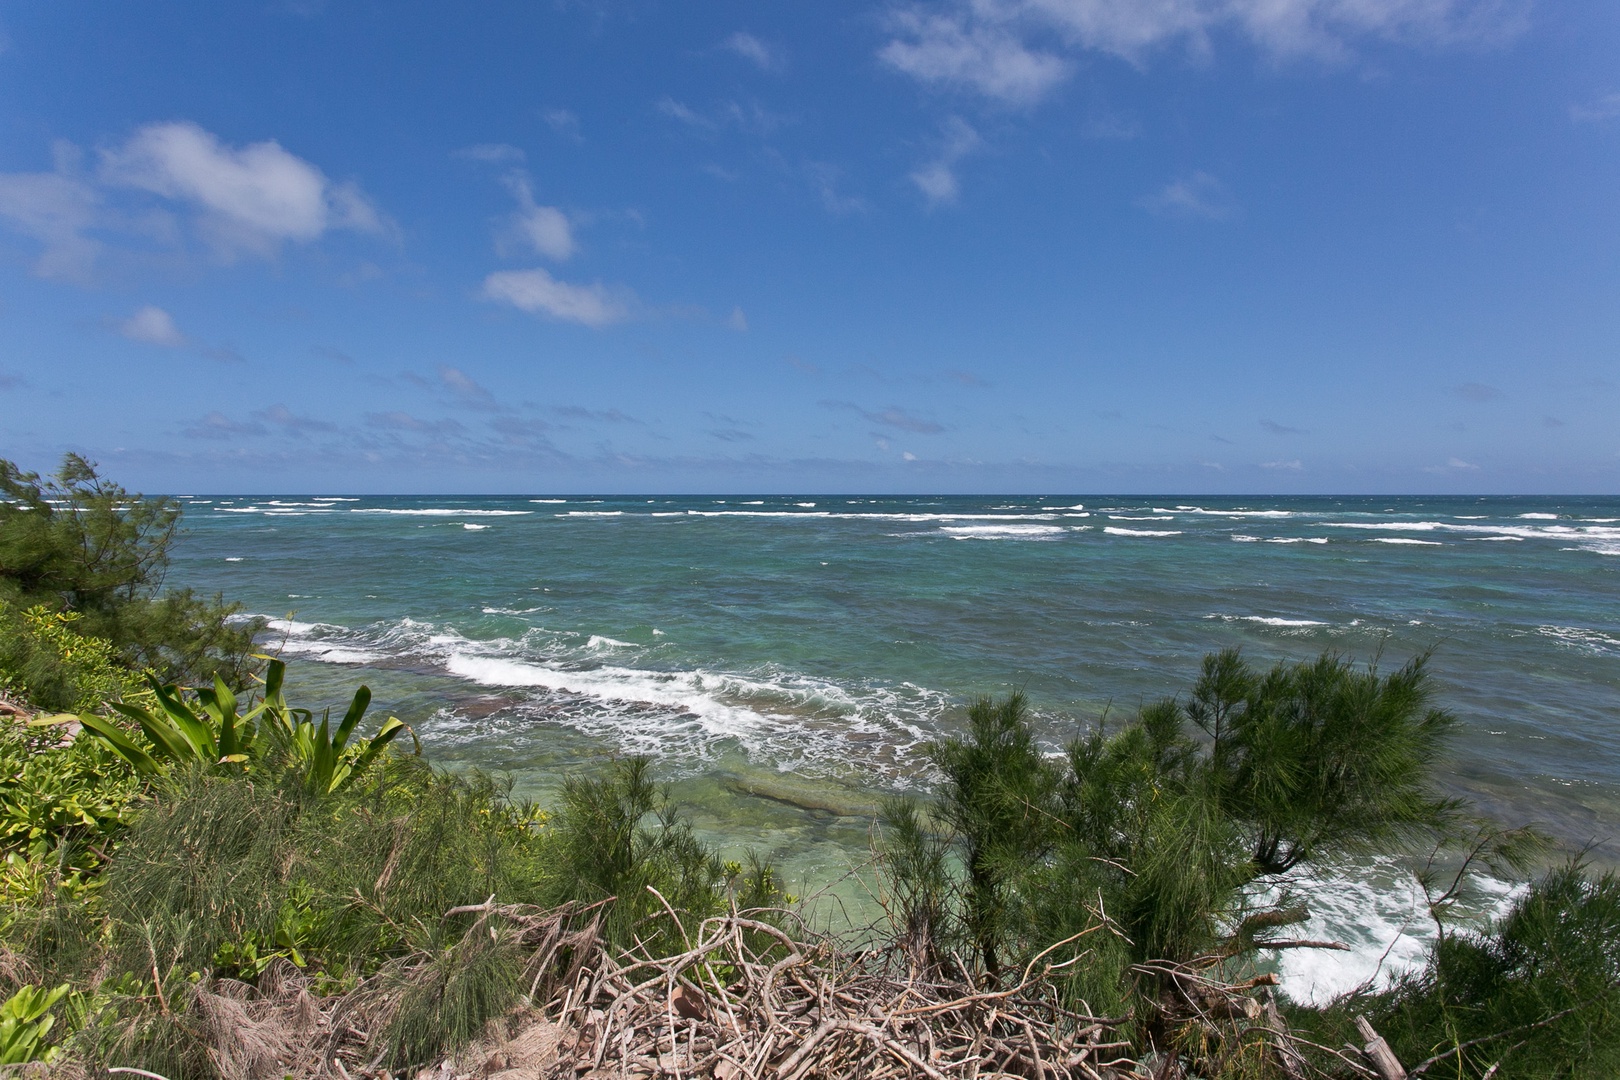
[168,493,1620,999]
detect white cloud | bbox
[806,162,868,216]
[482,268,630,327]
[1138,171,1238,219]
[1260,458,1304,470]
[543,109,583,141]
[724,31,779,70]
[910,116,982,206]
[119,305,187,347]
[457,143,525,163]
[881,0,1527,104]
[880,10,1069,105]
[99,121,385,256]
[500,173,574,260]
[727,306,749,332]
[1571,93,1620,123]
[902,451,918,461]
[657,97,716,131]
[0,157,101,281]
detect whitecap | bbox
[1536,625,1620,656]
[352,508,534,516]
[1104,527,1182,537]
[1518,512,1560,520]
[224,556,244,562]
[464,523,488,531]
[1370,538,1444,546]
[939,524,1066,540]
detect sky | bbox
[0,0,1617,494]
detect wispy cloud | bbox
[879,0,1526,105]
[880,9,1069,106]
[438,366,501,411]
[366,410,465,436]
[543,108,583,141]
[499,173,574,260]
[723,31,780,71]
[553,405,638,423]
[1259,458,1303,470]
[805,162,867,216]
[822,400,947,433]
[1453,381,1502,402]
[119,305,188,347]
[1138,172,1238,220]
[482,268,632,327]
[1571,93,1620,123]
[182,410,266,439]
[910,116,982,207]
[455,143,525,164]
[1259,418,1306,435]
[657,97,785,138]
[256,403,336,434]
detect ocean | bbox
[168,494,1619,1001]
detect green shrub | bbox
[0,602,152,715]
[1317,862,1620,1079]
[881,649,1470,1011]
[539,757,725,948]
[0,454,258,689]
[0,982,70,1064]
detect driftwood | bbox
[1353,1017,1407,1080]
[65,892,1391,1080]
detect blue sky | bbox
[0,0,1617,493]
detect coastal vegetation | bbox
[0,455,1615,1078]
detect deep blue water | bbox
[167,493,1619,852]
[164,493,1620,999]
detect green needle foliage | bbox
[0,454,258,689]
[541,757,726,947]
[1312,862,1620,1079]
[882,649,1474,999]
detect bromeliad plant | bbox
[256,658,417,795]
[74,658,414,795]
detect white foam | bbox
[939,524,1066,540]
[796,502,817,507]
[1264,860,1521,1005]
[1109,515,1164,521]
[1177,507,1299,518]
[563,511,624,517]
[1232,535,1262,543]
[1104,527,1182,537]
[312,497,359,502]
[1536,625,1620,656]
[351,508,533,516]
[530,499,568,503]
[1265,537,1330,545]
[225,556,244,562]
[1518,512,1560,520]
[1370,538,1444,546]
[586,635,636,650]
[260,617,387,664]
[1207,614,1327,628]
[463,523,489,530]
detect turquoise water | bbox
[167,494,1620,998]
